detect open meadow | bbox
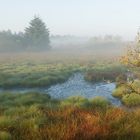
[0,51,140,140]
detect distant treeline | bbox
[0,16,126,52]
[85,35,127,56]
[0,16,50,52]
[0,30,24,52]
[87,35,123,47]
[51,35,126,53]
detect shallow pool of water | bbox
[0,73,121,106]
[46,73,121,106]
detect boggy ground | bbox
[0,92,140,140]
[0,52,139,140]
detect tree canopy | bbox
[121,31,140,67]
[25,16,50,50]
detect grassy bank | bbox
[85,64,127,83]
[0,92,139,140]
[0,56,123,89]
[0,62,82,89]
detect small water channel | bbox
[0,73,121,106]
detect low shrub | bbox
[0,131,12,140]
[131,80,140,94]
[89,96,110,109]
[61,96,89,107]
[122,93,140,107]
[0,92,53,108]
[116,74,127,87]
[0,116,15,131]
[112,85,131,98]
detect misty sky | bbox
[0,0,140,40]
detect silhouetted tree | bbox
[24,16,50,50]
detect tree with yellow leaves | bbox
[121,30,140,68]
